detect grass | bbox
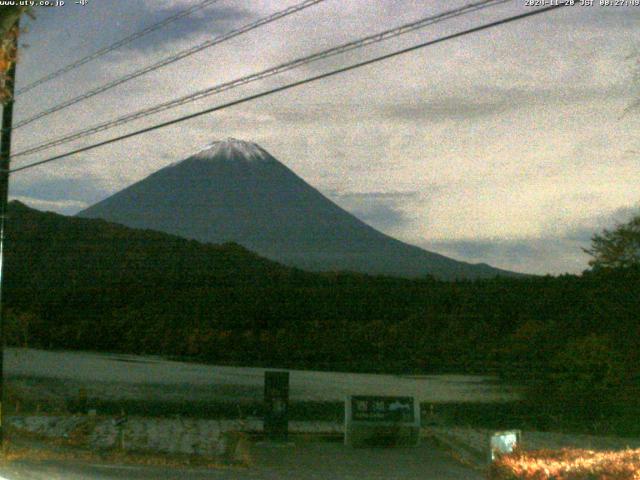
[488,448,640,479]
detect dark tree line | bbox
[3,201,640,434]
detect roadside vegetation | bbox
[489,448,640,479]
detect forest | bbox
[4,200,640,434]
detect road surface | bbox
[0,438,483,479]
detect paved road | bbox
[0,438,483,479]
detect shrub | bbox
[489,448,640,479]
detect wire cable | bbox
[15,0,223,96]
[12,0,509,159]
[12,0,327,129]
[9,4,568,174]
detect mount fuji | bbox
[78,138,517,279]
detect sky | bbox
[8,0,640,275]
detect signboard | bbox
[345,395,420,447]
[351,396,415,423]
[263,371,289,441]
[490,430,521,462]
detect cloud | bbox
[382,97,510,123]
[10,176,109,206]
[424,204,640,275]
[426,236,589,275]
[24,1,251,55]
[11,196,89,215]
[116,2,251,53]
[329,190,422,232]
[563,203,640,241]
[348,202,407,231]
[332,190,421,201]
[380,84,631,123]
[266,81,632,128]
[557,5,640,28]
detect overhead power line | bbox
[15,0,222,96]
[9,3,568,175]
[12,0,326,129]
[12,0,509,160]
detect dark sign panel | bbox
[264,371,289,440]
[350,396,414,423]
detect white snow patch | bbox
[163,138,273,169]
[191,138,272,163]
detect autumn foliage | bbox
[0,6,28,104]
[489,448,640,480]
[0,23,18,103]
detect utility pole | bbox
[0,18,20,448]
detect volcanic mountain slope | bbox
[78,138,518,279]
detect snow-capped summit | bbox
[78,140,518,279]
[192,138,273,163]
